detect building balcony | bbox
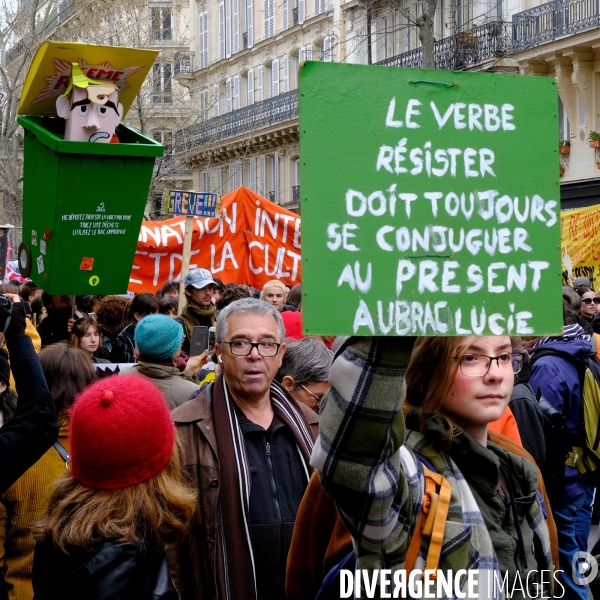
[174,51,194,76]
[376,20,511,71]
[512,0,600,53]
[174,89,299,157]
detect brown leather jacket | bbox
[170,382,319,600]
[286,430,560,600]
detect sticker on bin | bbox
[89,275,100,286]
[40,240,46,255]
[80,257,94,271]
[36,256,44,274]
[31,231,37,246]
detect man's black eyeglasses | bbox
[223,340,281,357]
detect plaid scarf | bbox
[212,374,314,600]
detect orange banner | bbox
[561,204,600,289]
[128,187,302,293]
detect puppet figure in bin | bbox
[55,63,123,143]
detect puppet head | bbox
[56,63,123,143]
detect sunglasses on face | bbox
[582,298,600,305]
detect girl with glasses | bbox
[310,335,558,599]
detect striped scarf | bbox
[535,322,590,347]
[212,374,314,600]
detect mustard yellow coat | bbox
[0,419,68,600]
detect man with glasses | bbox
[171,298,318,600]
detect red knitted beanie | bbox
[69,375,175,489]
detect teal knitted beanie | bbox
[135,314,183,362]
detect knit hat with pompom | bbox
[69,375,175,489]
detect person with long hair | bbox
[0,344,97,600]
[32,375,196,599]
[112,293,160,363]
[69,316,110,364]
[311,335,557,598]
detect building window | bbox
[152,131,173,157]
[151,5,172,41]
[202,170,211,191]
[152,63,172,103]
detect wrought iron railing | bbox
[512,0,600,52]
[175,89,298,153]
[174,52,193,75]
[292,185,300,203]
[376,20,511,70]
[59,0,76,21]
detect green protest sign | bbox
[299,63,562,336]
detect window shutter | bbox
[271,58,279,97]
[202,170,210,190]
[323,36,332,61]
[249,157,257,191]
[219,2,225,59]
[199,12,206,69]
[299,46,305,63]
[257,65,263,101]
[163,63,172,102]
[152,63,161,103]
[247,0,253,48]
[214,84,220,116]
[235,161,243,188]
[226,0,232,57]
[306,44,312,60]
[265,0,274,38]
[228,164,235,192]
[247,68,254,105]
[233,75,240,110]
[282,0,288,30]
[283,55,289,92]
[226,77,232,112]
[298,0,304,24]
[314,0,320,16]
[217,168,223,194]
[200,89,208,119]
[203,12,209,68]
[233,0,239,53]
[273,152,279,203]
[258,155,266,197]
[320,0,326,14]
[371,18,377,62]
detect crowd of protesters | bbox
[0,269,599,598]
